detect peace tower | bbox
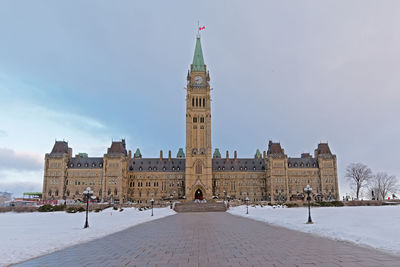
[185,36,212,200]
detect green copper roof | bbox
[134,148,142,158]
[213,148,221,158]
[177,148,185,158]
[255,149,262,159]
[192,37,205,72]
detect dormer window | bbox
[92,163,96,167]
[77,163,81,167]
[139,167,142,171]
[85,163,89,167]
[99,163,103,167]
[70,163,74,167]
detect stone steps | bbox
[174,202,227,213]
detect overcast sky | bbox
[0,1,399,198]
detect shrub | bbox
[286,203,299,208]
[119,208,124,212]
[53,205,65,211]
[310,202,320,207]
[113,206,118,210]
[66,207,77,213]
[330,201,344,207]
[317,201,333,207]
[38,204,54,212]
[77,207,85,212]
[94,208,102,213]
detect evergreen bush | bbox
[38,204,54,212]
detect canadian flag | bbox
[199,26,206,31]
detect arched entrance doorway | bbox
[195,189,203,200]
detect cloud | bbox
[0,148,42,171]
[0,180,42,198]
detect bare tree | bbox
[370,172,399,200]
[345,163,372,200]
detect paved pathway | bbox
[15,212,400,267]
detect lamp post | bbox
[83,187,94,229]
[223,190,226,202]
[151,198,154,216]
[304,184,313,224]
[245,197,249,214]
[169,195,173,209]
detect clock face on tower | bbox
[194,76,203,85]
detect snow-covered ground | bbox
[0,207,175,266]
[229,205,400,254]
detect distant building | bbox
[42,36,339,203]
[0,192,12,206]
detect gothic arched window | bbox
[192,97,194,107]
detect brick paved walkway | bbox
[15,212,400,267]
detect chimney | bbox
[226,150,229,161]
[128,150,132,159]
[234,150,237,160]
[168,150,171,161]
[263,151,266,159]
[160,150,163,161]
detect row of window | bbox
[130,181,183,188]
[68,180,102,186]
[193,117,205,123]
[129,174,184,179]
[288,162,317,168]
[69,162,103,168]
[134,166,182,171]
[68,172,102,177]
[192,97,206,107]
[214,174,262,179]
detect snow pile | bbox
[228,205,400,254]
[0,207,175,266]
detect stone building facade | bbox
[42,36,339,203]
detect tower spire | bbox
[192,36,205,72]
